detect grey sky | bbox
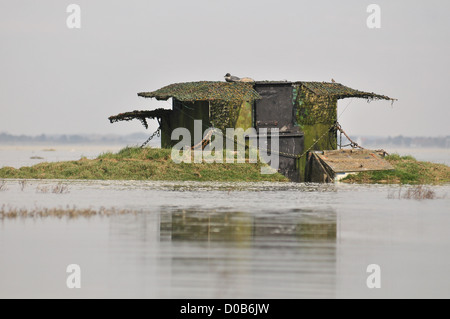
[1,0,449,137]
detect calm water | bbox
[0,145,124,169]
[0,179,449,299]
[0,145,449,298]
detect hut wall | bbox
[294,85,338,181]
[161,99,210,148]
[234,101,253,130]
[161,99,253,149]
[160,113,172,149]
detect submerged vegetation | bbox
[0,180,8,191]
[0,206,136,220]
[387,185,441,200]
[0,147,288,182]
[342,154,450,185]
[36,182,70,194]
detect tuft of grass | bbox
[0,147,288,182]
[342,153,450,185]
[387,185,441,200]
[52,183,70,194]
[36,183,69,194]
[0,180,7,191]
[18,180,27,191]
[36,185,49,193]
[385,154,416,161]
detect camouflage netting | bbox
[109,81,394,132]
[294,82,395,126]
[209,101,242,132]
[138,81,261,102]
[298,82,395,101]
[295,86,338,126]
[108,109,172,129]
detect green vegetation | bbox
[342,154,450,185]
[0,147,288,182]
[0,149,448,185]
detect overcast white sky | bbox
[1,0,449,137]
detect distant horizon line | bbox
[1,132,449,139]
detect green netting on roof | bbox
[298,82,395,101]
[138,81,261,102]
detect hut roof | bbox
[138,81,260,102]
[298,82,395,101]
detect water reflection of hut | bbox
[107,209,338,298]
[159,209,337,243]
[160,210,253,243]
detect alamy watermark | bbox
[171,120,279,174]
[66,264,81,289]
[366,264,381,289]
[366,4,381,29]
[66,4,81,29]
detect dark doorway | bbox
[254,83,294,132]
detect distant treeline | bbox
[0,132,159,145]
[1,132,448,148]
[352,135,450,148]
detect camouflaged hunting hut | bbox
[109,80,394,182]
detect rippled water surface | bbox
[1,179,449,298]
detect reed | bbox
[387,185,442,200]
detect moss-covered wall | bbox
[294,85,337,181]
[234,101,252,130]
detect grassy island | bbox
[0,147,288,182]
[342,154,450,185]
[0,148,448,184]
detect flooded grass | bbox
[388,185,443,200]
[343,154,450,185]
[51,183,70,194]
[0,180,8,192]
[36,182,70,194]
[0,205,137,220]
[402,185,437,200]
[0,180,8,191]
[18,180,27,191]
